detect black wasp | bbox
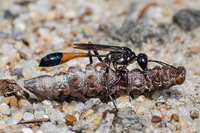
[39,41,178,111]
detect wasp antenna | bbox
[148,59,179,71]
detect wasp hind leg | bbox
[88,41,104,64]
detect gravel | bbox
[0,0,200,132]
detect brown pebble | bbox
[152,122,159,128]
[53,105,62,112]
[31,125,40,132]
[151,115,162,122]
[10,96,18,107]
[190,110,199,119]
[189,45,200,54]
[65,114,77,126]
[85,7,93,15]
[171,114,179,122]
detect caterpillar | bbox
[24,63,186,100]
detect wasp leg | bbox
[88,50,93,64]
[113,63,131,102]
[88,41,103,62]
[125,70,131,102]
[106,61,118,112]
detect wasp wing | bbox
[73,43,126,53]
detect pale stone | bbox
[135,95,146,103]
[22,128,34,133]
[18,99,31,109]
[12,112,23,121]
[141,100,154,110]
[92,112,102,126]
[62,106,74,115]
[0,103,10,115]
[0,120,8,129]
[1,97,10,105]
[10,106,19,115]
[136,106,148,115]
[84,109,94,119]
[34,110,45,119]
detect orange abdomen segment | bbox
[61,53,88,62]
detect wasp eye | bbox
[137,53,148,71]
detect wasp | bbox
[39,41,179,111]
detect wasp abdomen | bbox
[39,52,63,67]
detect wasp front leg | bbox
[106,61,118,111]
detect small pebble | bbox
[0,96,4,103]
[49,109,66,124]
[34,110,45,119]
[35,130,44,133]
[190,110,199,119]
[0,103,10,115]
[156,96,166,104]
[171,114,179,122]
[84,98,103,111]
[1,97,10,105]
[65,114,77,126]
[135,95,146,103]
[31,126,40,132]
[12,30,25,40]
[63,10,78,19]
[10,125,19,131]
[151,115,162,122]
[10,106,19,114]
[10,96,18,107]
[12,112,23,121]
[141,100,154,110]
[23,112,34,121]
[0,32,8,39]
[173,9,200,31]
[7,117,19,126]
[151,109,162,118]
[136,106,148,115]
[152,122,159,128]
[12,68,23,78]
[162,114,171,122]
[18,99,31,109]
[53,105,62,112]
[22,128,34,133]
[4,10,12,19]
[156,103,167,111]
[92,112,102,126]
[151,92,160,100]
[84,109,94,119]
[62,105,74,115]
[84,131,95,133]
[0,120,8,129]
[45,11,56,20]
[116,95,130,103]
[40,122,57,132]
